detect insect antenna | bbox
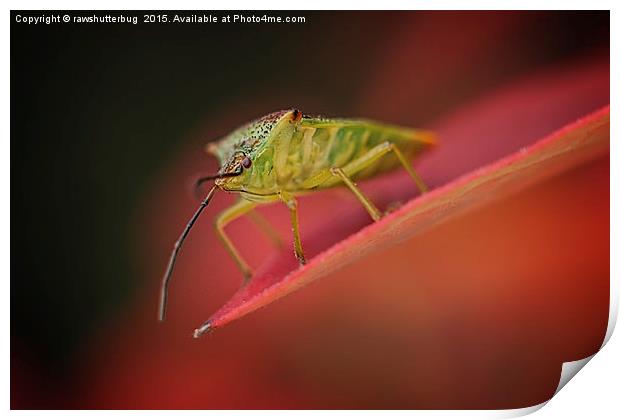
[158,185,218,321]
[159,168,243,321]
[193,169,242,199]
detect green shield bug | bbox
[158,109,436,337]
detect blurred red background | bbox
[11,11,609,409]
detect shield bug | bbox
[158,109,436,337]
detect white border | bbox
[4,1,617,418]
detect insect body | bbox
[158,109,436,337]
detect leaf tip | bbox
[193,321,213,339]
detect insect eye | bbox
[241,156,252,169]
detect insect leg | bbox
[330,167,382,221]
[215,198,256,282]
[247,209,283,249]
[339,141,428,193]
[300,168,333,190]
[303,142,428,221]
[388,143,428,193]
[279,191,306,265]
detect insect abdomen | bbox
[292,119,434,189]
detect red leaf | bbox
[205,70,609,331]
